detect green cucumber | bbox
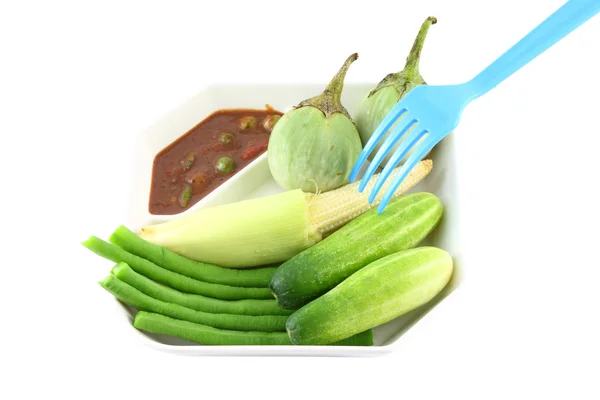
[286,247,453,345]
[269,192,443,309]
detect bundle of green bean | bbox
[83,236,273,300]
[109,225,277,287]
[112,262,292,316]
[100,273,287,332]
[100,268,371,345]
[84,228,372,345]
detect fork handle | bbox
[468,0,600,97]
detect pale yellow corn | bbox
[306,159,433,236]
[140,189,320,268]
[139,159,433,268]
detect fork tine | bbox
[367,128,429,203]
[377,134,444,213]
[357,117,417,193]
[348,101,408,182]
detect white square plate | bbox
[120,84,463,357]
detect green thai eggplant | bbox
[267,54,362,193]
[354,17,437,164]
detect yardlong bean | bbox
[112,262,291,316]
[134,312,374,346]
[83,236,273,300]
[100,275,286,332]
[109,226,276,288]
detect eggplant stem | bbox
[297,53,358,119]
[404,17,437,75]
[324,53,359,102]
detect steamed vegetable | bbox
[270,192,443,309]
[134,312,374,346]
[113,262,291,316]
[286,247,453,345]
[100,274,286,332]
[267,53,362,193]
[139,159,433,268]
[109,225,276,287]
[354,17,437,164]
[82,236,273,300]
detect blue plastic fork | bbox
[350,0,600,213]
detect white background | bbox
[1,0,599,399]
